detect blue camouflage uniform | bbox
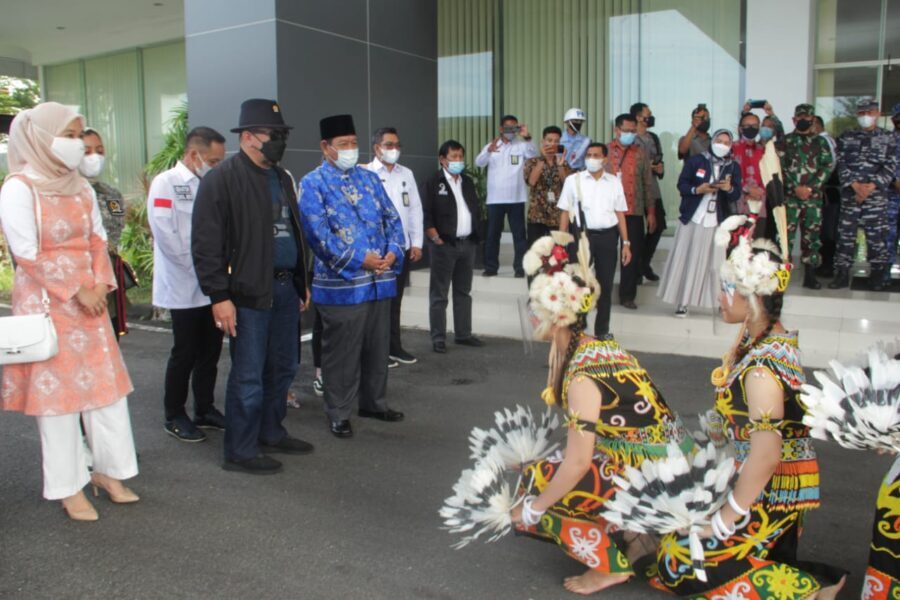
[299,161,405,305]
[834,119,899,275]
[886,103,900,279]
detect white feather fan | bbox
[601,442,737,582]
[800,345,900,453]
[468,405,560,470]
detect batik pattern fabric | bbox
[862,456,900,600]
[652,332,824,598]
[516,338,693,576]
[2,178,134,416]
[524,157,569,228]
[299,161,406,306]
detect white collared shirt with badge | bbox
[474,137,539,205]
[147,160,210,309]
[441,168,473,238]
[364,157,424,250]
[556,170,628,230]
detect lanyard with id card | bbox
[402,181,410,207]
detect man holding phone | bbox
[476,115,539,278]
[525,126,571,248]
[678,104,712,159]
[631,102,667,282]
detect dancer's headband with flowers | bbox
[524,231,599,337]
[715,214,792,299]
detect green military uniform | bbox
[780,104,834,274]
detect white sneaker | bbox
[675,306,688,318]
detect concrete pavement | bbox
[0,325,888,599]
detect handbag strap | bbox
[10,175,52,313]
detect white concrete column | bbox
[744,0,815,121]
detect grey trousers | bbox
[317,299,390,422]
[429,239,475,342]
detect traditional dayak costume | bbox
[652,203,839,598]
[514,233,694,578]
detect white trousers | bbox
[35,397,138,500]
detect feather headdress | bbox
[601,442,737,582]
[715,214,791,298]
[441,405,561,548]
[800,344,900,453]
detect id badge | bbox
[547,191,556,204]
[511,155,520,166]
[402,191,410,207]
[706,199,716,214]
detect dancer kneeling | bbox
[511,232,694,595]
[652,215,845,599]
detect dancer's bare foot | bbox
[811,575,846,600]
[562,570,630,595]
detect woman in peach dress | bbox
[0,102,139,521]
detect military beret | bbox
[794,103,815,117]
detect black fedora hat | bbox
[231,98,293,133]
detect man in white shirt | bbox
[365,127,424,366]
[421,140,485,353]
[148,127,226,443]
[558,142,632,339]
[475,115,539,277]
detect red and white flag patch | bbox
[154,198,173,209]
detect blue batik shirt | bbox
[560,130,592,170]
[299,160,405,305]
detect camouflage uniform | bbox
[780,104,834,266]
[91,180,126,252]
[886,124,900,278]
[834,113,898,274]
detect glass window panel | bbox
[43,62,85,112]
[816,0,882,64]
[84,50,145,199]
[142,42,187,160]
[887,0,900,63]
[882,65,900,118]
[815,67,879,136]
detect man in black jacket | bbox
[421,140,485,353]
[192,98,313,474]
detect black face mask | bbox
[696,119,711,133]
[741,126,759,139]
[645,115,656,128]
[254,131,288,164]
[795,118,812,132]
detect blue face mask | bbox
[619,131,636,146]
[447,161,465,175]
[759,126,774,141]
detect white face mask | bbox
[857,115,876,129]
[195,158,212,178]
[380,148,400,165]
[584,158,605,173]
[711,142,731,158]
[51,137,86,170]
[78,153,105,178]
[332,147,358,171]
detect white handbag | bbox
[0,181,59,365]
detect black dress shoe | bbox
[260,435,314,455]
[330,420,353,438]
[222,455,282,474]
[454,336,485,347]
[358,408,405,422]
[643,269,660,282]
[433,341,447,353]
[482,270,498,277]
[828,269,849,289]
[193,407,226,430]
[621,300,638,310]
[514,271,525,278]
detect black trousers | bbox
[390,249,412,355]
[163,305,224,421]
[429,239,476,342]
[588,227,619,337]
[526,222,553,247]
[618,215,645,302]
[318,300,391,422]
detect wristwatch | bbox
[430,235,441,243]
[622,240,631,246]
